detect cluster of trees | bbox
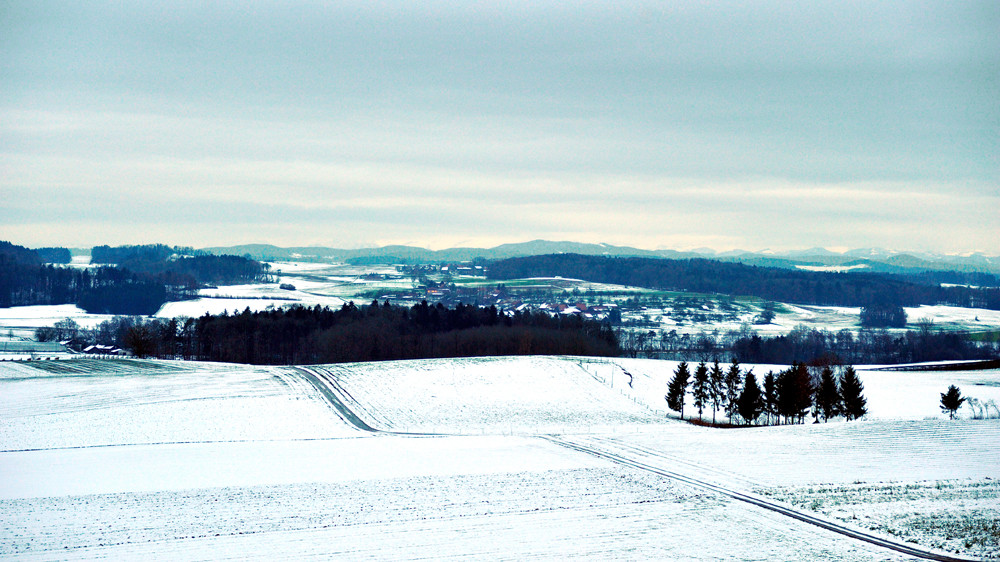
[34,247,72,264]
[667,359,867,425]
[91,244,187,264]
[118,254,273,287]
[1,242,270,315]
[728,326,996,365]
[92,245,273,286]
[860,303,907,328]
[63,301,619,364]
[622,324,997,365]
[2,242,164,313]
[35,315,179,356]
[487,254,1000,309]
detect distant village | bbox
[377,263,620,323]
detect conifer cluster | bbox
[667,360,868,425]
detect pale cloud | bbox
[1,1,997,253]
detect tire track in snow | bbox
[286,364,984,561]
[542,435,983,562]
[291,366,440,436]
[587,435,761,489]
[291,367,379,432]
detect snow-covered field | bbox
[616,297,1000,338]
[0,359,355,451]
[296,356,667,434]
[268,261,415,299]
[2,356,998,560]
[155,278,349,319]
[0,305,111,335]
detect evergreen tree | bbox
[709,359,725,423]
[724,357,743,422]
[840,366,868,421]
[763,371,778,425]
[691,361,710,420]
[666,361,691,420]
[940,385,966,420]
[736,370,764,425]
[775,367,794,424]
[816,366,842,422]
[776,363,813,424]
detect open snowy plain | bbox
[2,356,998,560]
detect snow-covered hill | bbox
[2,356,997,559]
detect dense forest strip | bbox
[621,325,998,365]
[487,254,1000,309]
[1,242,270,314]
[69,301,619,364]
[48,308,998,366]
[90,244,188,264]
[189,301,619,365]
[871,359,1000,372]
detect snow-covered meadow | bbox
[0,305,112,340]
[0,359,356,451]
[2,356,998,559]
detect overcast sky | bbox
[2,1,998,253]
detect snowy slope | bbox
[2,356,997,560]
[296,355,668,433]
[3,463,913,561]
[0,358,358,451]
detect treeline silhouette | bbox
[35,247,72,264]
[128,301,619,364]
[487,254,1000,309]
[91,244,273,286]
[0,252,164,314]
[729,328,996,365]
[91,244,189,264]
[632,324,998,365]
[1,242,269,315]
[116,254,273,287]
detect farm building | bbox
[0,340,75,360]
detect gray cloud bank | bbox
[2,1,997,253]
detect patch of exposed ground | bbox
[760,478,1000,559]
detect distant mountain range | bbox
[198,240,1000,277]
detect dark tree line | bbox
[35,247,72,264]
[91,244,186,264]
[91,301,619,364]
[1,241,270,315]
[623,323,997,365]
[729,327,996,365]
[487,254,1000,309]
[667,360,867,425]
[118,254,274,286]
[90,244,273,286]
[1,257,169,315]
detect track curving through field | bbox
[292,366,380,432]
[541,435,983,562]
[289,366,983,562]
